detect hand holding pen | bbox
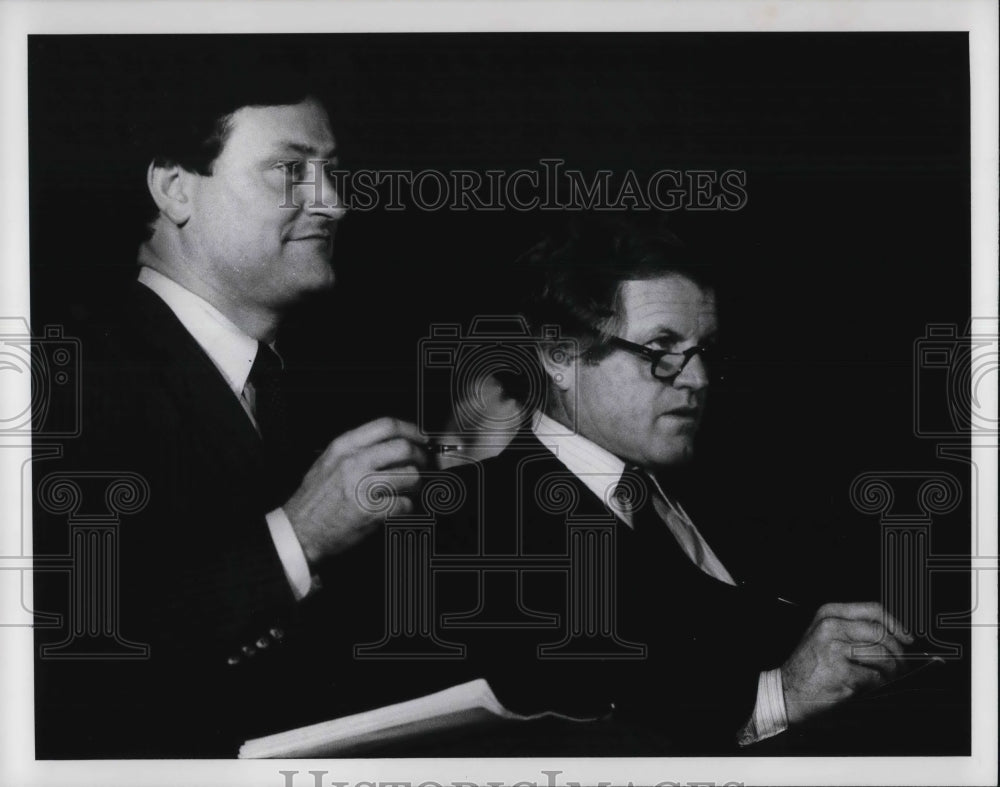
[778,600,942,726]
[285,418,437,567]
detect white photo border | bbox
[1,2,996,786]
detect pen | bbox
[772,591,944,662]
[424,442,465,455]
[314,442,465,456]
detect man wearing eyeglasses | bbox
[424,215,915,755]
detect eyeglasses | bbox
[604,335,717,381]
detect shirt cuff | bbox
[737,668,789,747]
[265,507,317,602]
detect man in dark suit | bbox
[418,216,917,754]
[33,62,430,757]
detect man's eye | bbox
[276,160,305,176]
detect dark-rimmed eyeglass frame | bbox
[604,335,716,381]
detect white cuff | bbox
[737,668,789,746]
[265,507,316,602]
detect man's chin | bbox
[299,258,337,292]
[274,266,336,311]
[648,440,696,469]
[314,266,336,291]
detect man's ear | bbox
[537,341,577,393]
[146,161,194,226]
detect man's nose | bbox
[673,352,710,390]
[302,164,347,222]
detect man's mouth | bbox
[662,408,700,418]
[290,232,331,241]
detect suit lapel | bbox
[504,431,745,595]
[124,283,269,483]
[490,432,616,556]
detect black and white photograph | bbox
[1,2,996,786]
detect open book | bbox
[239,678,597,758]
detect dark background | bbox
[29,33,972,751]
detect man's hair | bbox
[520,212,713,356]
[136,44,335,174]
[497,213,714,403]
[133,42,343,234]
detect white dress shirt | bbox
[137,266,316,601]
[531,410,788,744]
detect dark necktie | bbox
[248,342,288,452]
[613,466,697,642]
[615,465,704,569]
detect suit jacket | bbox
[384,435,967,758]
[33,284,357,757]
[401,432,812,755]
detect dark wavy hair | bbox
[133,41,341,234]
[502,212,715,402]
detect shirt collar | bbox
[137,266,265,397]
[530,410,683,527]
[530,415,734,583]
[531,410,628,518]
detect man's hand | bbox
[780,601,914,726]
[283,417,429,567]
